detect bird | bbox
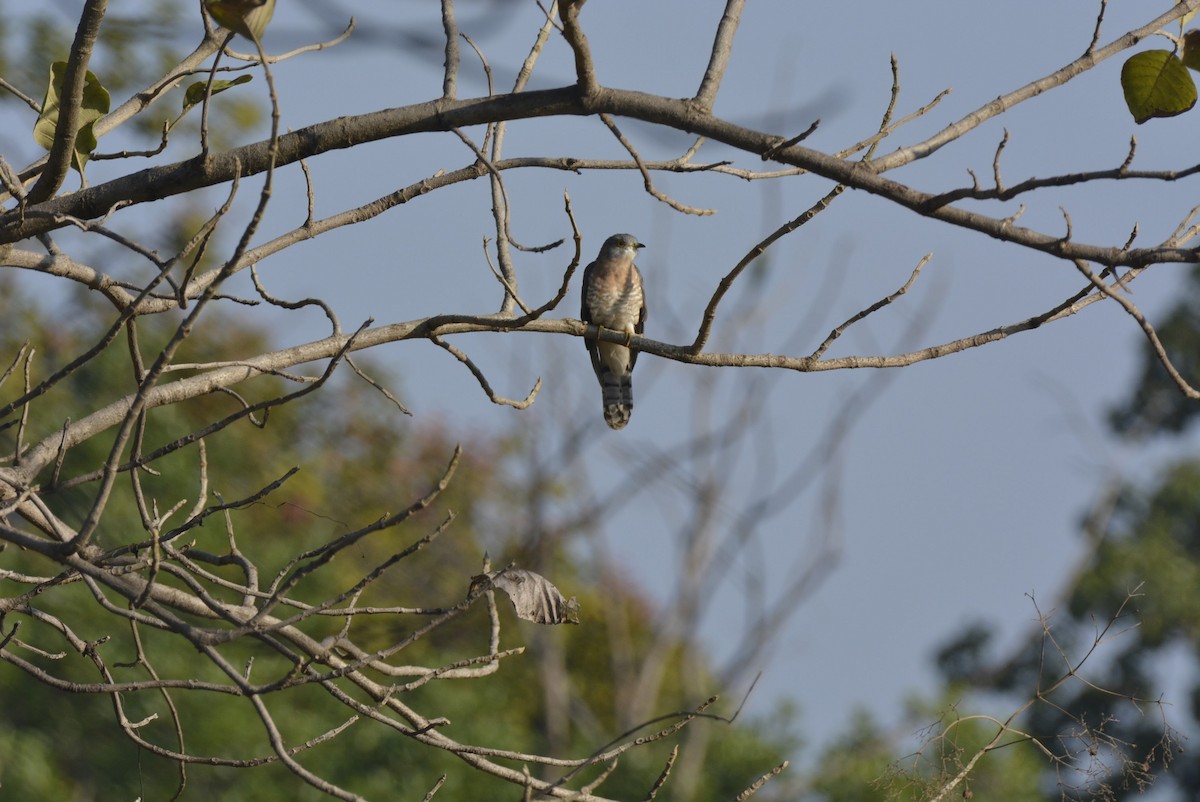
[581,233,646,429]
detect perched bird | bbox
[581,233,646,429]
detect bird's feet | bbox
[592,324,635,347]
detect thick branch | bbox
[559,0,598,98]
[4,86,1194,271]
[694,0,747,111]
[441,0,459,99]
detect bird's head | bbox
[601,233,645,258]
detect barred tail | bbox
[600,372,633,429]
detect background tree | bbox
[2,1,1199,800]
[911,267,1200,802]
[801,271,1200,801]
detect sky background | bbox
[8,0,1200,769]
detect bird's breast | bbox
[586,279,643,329]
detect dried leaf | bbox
[470,568,580,625]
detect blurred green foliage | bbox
[0,1,261,151]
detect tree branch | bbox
[25,0,108,204]
[694,0,747,111]
[5,86,1195,271]
[870,0,1200,172]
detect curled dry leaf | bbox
[470,568,580,625]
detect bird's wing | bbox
[581,260,606,380]
[628,264,646,371]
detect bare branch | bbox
[809,253,931,361]
[691,184,845,353]
[694,0,747,111]
[872,0,1200,172]
[1086,0,1110,54]
[559,0,598,99]
[7,86,1194,273]
[431,335,542,409]
[735,761,790,801]
[599,113,715,216]
[441,0,459,99]
[223,19,357,64]
[1071,259,1200,399]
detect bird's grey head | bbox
[601,233,645,258]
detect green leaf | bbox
[33,61,111,172]
[1121,49,1197,124]
[182,74,253,114]
[205,0,276,41]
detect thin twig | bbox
[430,335,542,409]
[809,254,932,360]
[690,184,845,353]
[1071,259,1200,399]
[600,113,715,216]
